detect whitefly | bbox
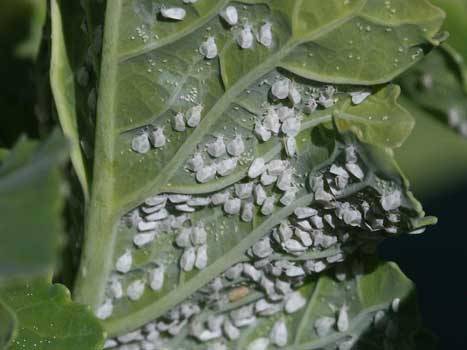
[173,112,186,131]
[160,7,186,20]
[271,79,290,100]
[226,134,245,156]
[258,22,273,48]
[199,36,218,59]
[220,5,238,26]
[131,132,151,154]
[255,122,272,142]
[149,127,166,148]
[127,279,145,301]
[196,164,217,183]
[248,158,266,178]
[238,24,254,49]
[186,105,203,127]
[116,249,132,273]
[149,265,165,291]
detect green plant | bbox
[1,1,466,349]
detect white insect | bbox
[103,339,118,349]
[224,263,243,280]
[337,304,349,332]
[277,169,294,191]
[183,0,198,3]
[288,84,301,105]
[280,189,296,206]
[283,239,306,253]
[223,319,240,340]
[116,250,132,273]
[133,232,156,247]
[350,91,371,105]
[286,265,305,277]
[267,159,287,176]
[247,338,269,350]
[270,320,288,347]
[226,134,245,156]
[211,191,230,205]
[243,263,262,282]
[149,127,166,148]
[161,7,186,20]
[235,182,253,199]
[196,165,217,183]
[241,201,254,222]
[224,197,241,215]
[149,265,165,291]
[117,331,144,344]
[345,163,364,180]
[191,224,207,245]
[169,194,191,203]
[260,172,277,186]
[96,299,113,320]
[248,158,266,178]
[199,37,218,59]
[145,208,169,221]
[263,108,280,134]
[391,298,401,312]
[277,106,294,121]
[285,292,306,313]
[131,133,150,154]
[220,6,238,26]
[187,152,204,172]
[381,191,401,211]
[295,228,313,247]
[252,238,273,258]
[173,112,186,131]
[109,277,123,299]
[175,203,195,212]
[285,136,296,157]
[314,316,335,337]
[195,245,208,269]
[261,196,275,215]
[145,195,167,206]
[271,79,290,100]
[255,122,272,141]
[310,215,324,229]
[254,184,267,205]
[207,136,226,158]
[304,98,318,114]
[281,117,301,136]
[127,280,145,301]
[258,22,273,48]
[186,105,203,127]
[187,197,210,207]
[176,228,192,248]
[180,247,196,271]
[238,25,254,49]
[137,220,157,232]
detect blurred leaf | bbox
[0,299,17,349]
[0,279,104,350]
[0,130,68,280]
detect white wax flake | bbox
[248,158,266,178]
[381,191,401,211]
[223,319,240,340]
[241,201,254,222]
[252,238,273,258]
[271,79,290,100]
[267,159,287,176]
[337,305,349,332]
[96,299,113,320]
[180,247,196,271]
[133,232,156,247]
[216,157,238,176]
[261,196,275,215]
[145,208,169,221]
[137,220,157,232]
[314,316,335,337]
[226,134,245,156]
[116,250,132,273]
[350,91,371,105]
[294,206,317,219]
[345,163,364,180]
[285,136,296,157]
[247,338,270,350]
[161,7,186,20]
[149,265,165,291]
[281,117,301,136]
[186,105,203,127]
[173,112,186,131]
[220,6,238,26]
[254,184,267,205]
[187,152,204,172]
[235,182,253,199]
[264,108,281,134]
[196,165,217,183]
[195,245,208,269]
[109,277,123,299]
[176,228,192,248]
[127,280,145,301]
[255,122,272,142]
[391,298,401,313]
[149,127,166,148]
[238,25,254,49]
[224,197,241,215]
[288,84,301,105]
[285,291,306,313]
[131,133,150,154]
[207,136,226,158]
[199,36,218,59]
[211,191,229,205]
[270,319,288,347]
[258,22,273,48]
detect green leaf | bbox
[104,261,433,350]
[0,279,105,350]
[0,130,68,280]
[0,299,17,349]
[0,0,46,59]
[51,0,442,338]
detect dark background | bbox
[380,184,467,349]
